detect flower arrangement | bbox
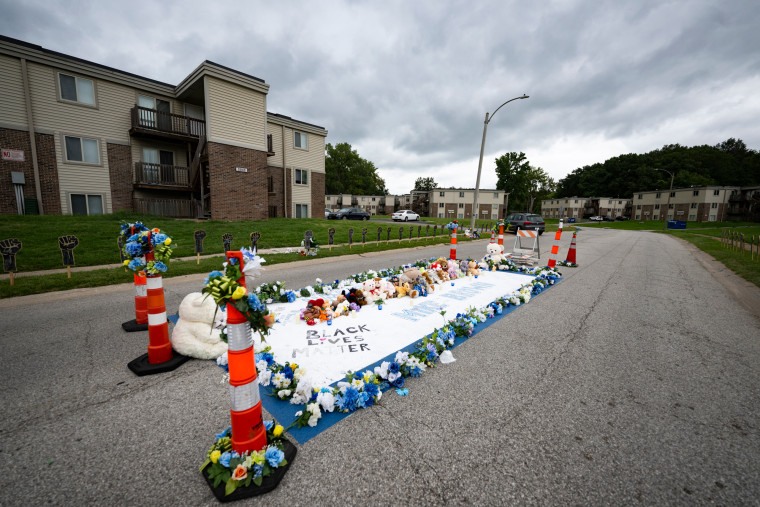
[119,222,174,275]
[202,247,275,341]
[201,422,289,496]
[556,260,578,267]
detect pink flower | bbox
[231,464,248,481]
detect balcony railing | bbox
[134,162,190,187]
[133,197,198,218]
[130,106,206,139]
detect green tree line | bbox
[555,138,760,199]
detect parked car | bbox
[589,216,603,221]
[615,216,630,221]
[504,213,545,235]
[327,207,371,220]
[392,209,420,221]
[324,208,331,219]
[603,216,615,222]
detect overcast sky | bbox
[3,0,759,194]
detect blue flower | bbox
[125,242,143,257]
[127,234,141,242]
[128,259,142,271]
[427,351,438,362]
[396,388,409,396]
[337,387,360,412]
[361,391,375,408]
[252,464,263,478]
[410,366,422,378]
[214,427,231,440]
[281,365,294,380]
[260,352,274,366]
[264,420,274,432]
[219,451,232,468]
[248,294,264,311]
[265,446,285,467]
[208,270,224,279]
[388,362,400,374]
[153,261,167,272]
[151,233,168,245]
[364,382,379,398]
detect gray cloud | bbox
[2,0,759,193]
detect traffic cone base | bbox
[565,233,577,264]
[121,319,149,332]
[127,351,189,376]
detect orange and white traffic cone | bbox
[128,235,188,376]
[225,250,268,454]
[565,232,577,264]
[489,230,496,244]
[122,271,149,332]
[449,221,458,261]
[497,222,504,249]
[547,220,564,269]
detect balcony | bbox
[130,106,206,142]
[133,162,191,190]
[133,197,199,218]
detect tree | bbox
[325,142,388,195]
[414,177,438,191]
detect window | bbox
[492,204,498,208]
[71,194,103,215]
[656,192,661,198]
[438,213,443,218]
[493,193,498,198]
[670,192,675,197]
[295,169,308,185]
[439,191,445,197]
[711,203,718,209]
[713,190,720,196]
[692,190,699,196]
[59,73,95,105]
[575,199,578,204]
[636,205,642,210]
[459,192,465,198]
[458,203,464,208]
[267,176,274,192]
[457,213,463,219]
[638,194,643,199]
[295,204,308,218]
[138,95,171,129]
[690,203,697,209]
[709,215,716,221]
[635,214,640,220]
[669,204,674,209]
[688,214,696,220]
[655,204,660,209]
[438,203,444,208]
[294,131,308,149]
[372,197,376,201]
[492,214,497,219]
[64,136,99,164]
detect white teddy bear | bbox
[170,292,228,359]
[483,242,507,269]
[361,279,382,304]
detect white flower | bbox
[351,378,364,390]
[216,352,228,367]
[290,379,313,405]
[387,372,400,383]
[374,361,390,379]
[256,359,268,372]
[293,367,306,382]
[308,415,320,427]
[272,372,290,389]
[316,390,336,412]
[315,278,323,284]
[213,307,227,328]
[277,389,292,399]
[336,381,351,394]
[258,370,272,386]
[394,351,409,365]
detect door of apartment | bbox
[138,95,171,131]
[159,150,175,183]
[184,103,205,136]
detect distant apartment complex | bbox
[542,197,632,219]
[327,188,506,220]
[0,36,327,220]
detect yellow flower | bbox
[252,450,265,465]
[164,238,172,246]
[273,425,284,437]
[210,450,221,463]
[231,286,246,300]
[123,260,129,266]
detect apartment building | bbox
[0,35,327,220]
[427,188,504,220]
[325,194,396,215]
[633,186,737,222]
[542,197,589,219]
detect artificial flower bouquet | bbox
[119,221,174,275]
[200,421,293,498]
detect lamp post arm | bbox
[471,112,490,230]
[489,94,529,124]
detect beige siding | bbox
[291,167,311,214]
[288,129,325,173]
[55,134,112,214]
[267,121,284,166]
[206,76,267,150]
[130,139,189,168]
[0,54,28,128]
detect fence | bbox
[721,229,759,261]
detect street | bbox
[1,229,759,505]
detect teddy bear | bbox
[426,264,443,285]
[378,278,396,299]
[467,259,481,277]
[332,295,351,317]
[484,242,507,270]
[459,259,470,275]
[447,261,458,280]
[420,270,436,290]
[170,292,228,359]
[301,298,325,321]
[361,278,382,304]
[399,267,422,286]
[343,288,367,307]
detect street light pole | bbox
[471,94,529,231]
[655,168,675,230]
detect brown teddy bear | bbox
[399,267,422,285]
[467,259,481,277]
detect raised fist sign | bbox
[194,230,206,254]
[0,238,22,272]
[58,235,79,266]
[222,233,233,252]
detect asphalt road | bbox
[1,229,759,505]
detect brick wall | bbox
[207,142,268,221]
[0,127,60,215]
[310,171,325,218]
[107,143,133,212]
[266,166,285,218]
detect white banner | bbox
[259,270,535,386]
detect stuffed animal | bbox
[427,263,443,284]
[420,270,436,290]
[447,262,458,280]
[379,279,397,299]
[361,278,383,304]
[486,242,504,256]
[301,298,325,321]
[170,292,227,359]
[399,267,422,285]
[467,259,481,277]
[484,242,507,269]
[343,288,367,306]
